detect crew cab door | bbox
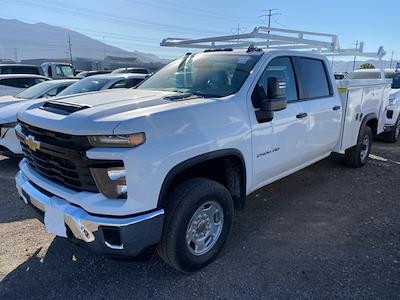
[250,56,309,189]
[293,57,342,159]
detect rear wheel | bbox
[384,116,400,143]
[345,126,372,168]
[157,178,234,272]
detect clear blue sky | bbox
[1,0,399,59]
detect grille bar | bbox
[17,122,98,193]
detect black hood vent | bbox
[41,100,91,115]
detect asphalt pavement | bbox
[0,140,399,299]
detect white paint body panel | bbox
[16,50,389,216]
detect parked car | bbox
[0,64,44,76]
[347,69,400,142]
[0,79,78,157]
[41,62,75,79]
[56,73,149,97]
[0,74,49,96]
[111,67,149,74]
[76,70,112,78]
[15,48,388,272]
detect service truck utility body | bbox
[14,27,389,271]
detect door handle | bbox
[296,112,308,119]
[333,106,341,111]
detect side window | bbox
[44,87,60,97]
[110,79,128,89]
[252,57,298,108]
[297,57,332,99]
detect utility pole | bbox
[261,9,281,48]
[389,51,394,69]
[68,34,73,65]
[352,40,359,71]
[231,23,246,43]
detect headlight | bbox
[91,166,127,199]
[1,122,17,128]
[88,133,145,147]
[388,97,399,106]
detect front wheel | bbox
[345,125,372,168]
[157,178,234,272]
[384,116,400,143]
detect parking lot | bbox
[0,140,399,299]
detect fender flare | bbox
[359,113,378,139]
[157,149,247,208]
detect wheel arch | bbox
[158,149,247,210]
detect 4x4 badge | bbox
[25,135,41,151]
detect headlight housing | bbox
[88,133,145,148]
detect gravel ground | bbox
[0,140,399,299]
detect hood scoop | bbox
[41,100,92,115]
[163,93,199,101]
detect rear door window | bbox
[296,57,332,99]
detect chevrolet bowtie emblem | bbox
[25,135,40,151]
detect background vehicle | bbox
[76,70,112,78]
[0,64,44,75]
[41,62,75,79]
[14,28,389,272]
[0,74,49,96]
[111,67,149,74]
[0,79,78,157]
[56,73,149,97]
[347,69,400,142]
[0,79,78,109]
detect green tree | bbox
[359,63,375,69]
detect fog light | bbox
[91,166,127,199]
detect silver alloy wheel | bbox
[186,201,224,256]
[360,135,370,161]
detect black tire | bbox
[384,116,400,143]
[157,178,234,272]
[344,125,373,168]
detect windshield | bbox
[57,77,110,96]
[138,52,261,97]
[15,81,54,99]
[56,65,75,77]
[392,73,400,89]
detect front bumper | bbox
[16,171,164,257]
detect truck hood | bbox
[18,88,213,135]
[0,99,42,123]
[0,95,26,109]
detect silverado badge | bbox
[25,135,40,151]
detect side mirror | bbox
[255,76,288,123]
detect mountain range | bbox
[0,18,167,63]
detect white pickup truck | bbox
[15,47,389,272]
